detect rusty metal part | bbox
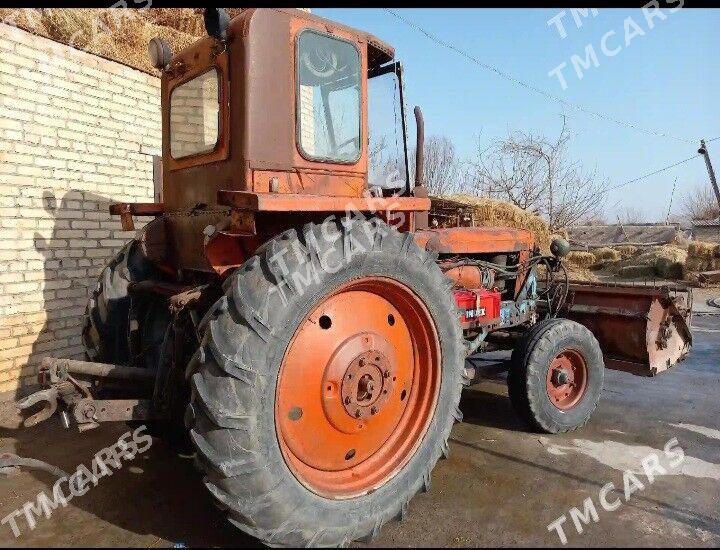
[18,357,162,430]
[73,399,153,424]
[163,208,231,272]
[562,282,693,376]
[128,280,196,297]
[546,349,588,410]
[109,203,165,216]
[228,209,257,235]
[276,277,440,499]
[130,279,206,313]
[40,358,156,382]
[109,202,165,231]
[217,190,430,213]
[202,212,257,275]
[16,387,59,427]
[415,227,535,255]
[413,185,430,230]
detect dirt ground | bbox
[1,291,718,547]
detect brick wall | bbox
[0,23,161,398]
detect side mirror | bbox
[148,37,172,70]
[204,8,230,42]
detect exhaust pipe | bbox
[414,106,425,189]
[412,106,430,228]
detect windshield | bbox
[297,30,361,163]
[170,69,220,159]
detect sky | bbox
[314,7,720,222]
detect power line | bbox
[385,9,695,145]
[607,154,700,192]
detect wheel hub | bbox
[341,350,395,419]
[551,367,570,387]
[546,350,588,410]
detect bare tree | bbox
[370,134,467,195]
[680,183,720,221]
[409,135,466,196]
[368,133,407,190]
[466,118,606,230]
[582,213,608,225]
[615,206,646,224]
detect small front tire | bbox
[507,318,604,433]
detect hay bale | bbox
[593,247,621,261]
[615,245,639,259]
[433,194,552,250]
[564,264,599,282]
[566,251,596,268]
[635,245,687,279]
[618,265,656,279]
[686,241,720,272]
[0,8,206,74]
[536,260,598,282]
[655,258,685,279]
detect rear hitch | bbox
[16,358,162,431]
[16,387,59,427]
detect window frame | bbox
[169,67,223,161]
[295,28,363,165]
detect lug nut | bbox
[370,406,377,415]
[354,409,361,418]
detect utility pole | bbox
[665,177,677,224]
[698,139,720,211]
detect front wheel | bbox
[507,318,604,434]
[186,216,466,546]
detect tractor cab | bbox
[160,8,408,208]
[122,8,427,273]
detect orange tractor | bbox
[18,8,692,546]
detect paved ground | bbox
[0,300,718,547]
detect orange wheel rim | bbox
[275,277,441,499]
[546,349,588,410]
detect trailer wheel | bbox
[186,216,466,547]
[507,318,604,434]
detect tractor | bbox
[17,8,693,547]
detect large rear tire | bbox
[82,240,157,365]
[186,216,467,546]
[507,318,604,434]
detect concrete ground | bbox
[1,295,718,547]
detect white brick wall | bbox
[0,23,161,397]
